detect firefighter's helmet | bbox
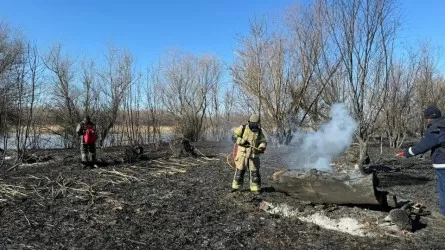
[249,114,260,123]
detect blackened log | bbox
[270,169,385,205]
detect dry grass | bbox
[94,168,144,184]
[0,183,27,201]
[38,125,175,134]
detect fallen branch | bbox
[155,168,186,175]
[31,186,45,199]
[151,159,169,165]
[94,169,142,182]
[26,174,42,180]
[19,209,31,226]
[151,159,196,168]
[108,169,141,181]
[152,160,179,167]
[195,158,209,164]
[69,182,96,205]
[193,147,218,161]
[6,162,21,172]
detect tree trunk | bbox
[396,133,406,148]
[170,138,197,158]
[356,137,368,174]
[380,132,383,155]
[270,169,386,205]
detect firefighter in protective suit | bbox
[76,116,97,164]
[231,114,267,194]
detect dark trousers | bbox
[437,169,445,216]
[81,143,96,162]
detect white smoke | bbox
[282,103,358,172]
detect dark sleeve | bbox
[404,132,439,157]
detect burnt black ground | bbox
[1,141,445,249]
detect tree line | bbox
[1,0,444,171]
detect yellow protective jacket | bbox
[233,124,267,158]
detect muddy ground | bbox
[1,140,445,250]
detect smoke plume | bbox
[282,103,358,172]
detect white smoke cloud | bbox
[282,103,358,172]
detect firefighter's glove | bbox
[236,138,249,147]
[258,147,266,153]
[395,151,405,157]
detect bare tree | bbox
[232,19,295,144]
[0,22,25,151]
[160,51,221,142]
[122,72,143,145]
[232,4,341,145]
[326,0,399,172]
[231,19,266,119]
[12,43,43,160]
[433,76,445,111]
[412,42,442,136]
[223,84,236,127]
[285,1,342,137]
[205,64,229,141]
[26,46,46,150]
[80,59,100,118]
[96,46,134,147]
[145,65,163,145]
[43,44,80,148]
[382,54,417,148]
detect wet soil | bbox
[1,141,445,249]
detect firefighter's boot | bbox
[250,170,261,194]
[231,169,246,192]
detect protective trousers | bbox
[437,169,445,216]
[81,143,96,162]
[232,149,261,192]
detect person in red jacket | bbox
[76,116,97,164]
